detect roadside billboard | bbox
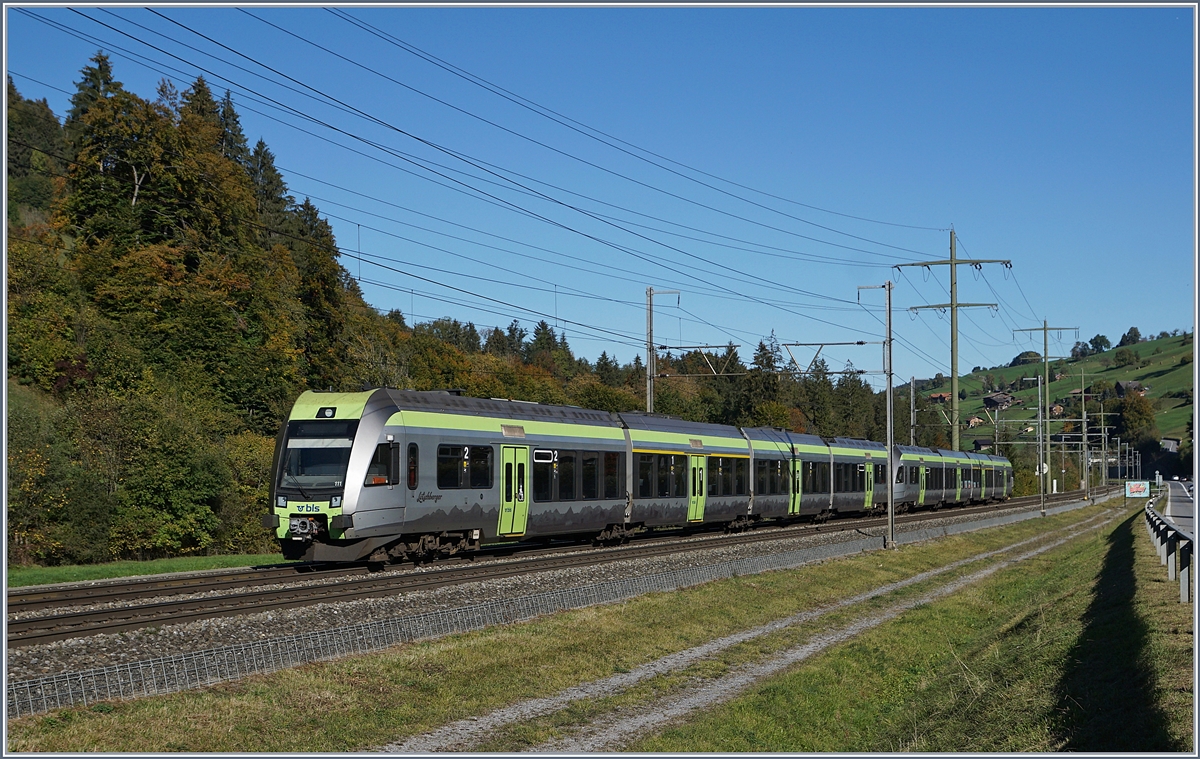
[1125,481,1150,498]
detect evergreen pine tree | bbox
[180,76,220,129]
[65,51,122,153]
[248,139,293,243]
[504,320,528,356]
[218,90,251,168]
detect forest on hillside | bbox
[5,55,1178,567]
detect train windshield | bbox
[278,420,359,491]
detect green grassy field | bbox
[631,509,1193,752]
[954,333,1193,440]
[7,497,1191,753]
[6,553,295,588]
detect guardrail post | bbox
[1180,541,1192,604]
[1158,522,1168,565]
[1167,534,1177,580]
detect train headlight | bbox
[331,496,342,509]
[276,496,287,508]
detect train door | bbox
[687,455,706,522]
[918,462,927,507]
[789,459,802,515]
[499,446,529,536]
[955,467,962,502]
[863,462,874,510]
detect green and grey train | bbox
[265,389,1014,562]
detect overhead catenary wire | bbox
[14,11,1017,379]
[273,163,890,305]
[327,8,950,234]
[48,8,892,338]
[98,7,913,295]
[117,6,944,293]
[238,8,936,262]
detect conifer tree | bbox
[287,198,348,388]
[596,351,621,387]
[218,90,251,168]
[248,139,293,243]
[179,76,220,131]
[65,51,122,153]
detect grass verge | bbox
[9,499,1176,753]
[6,553,293,588]
[627,508,1193,752]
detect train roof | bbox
[937,448,972,461]
[369,389,623,427]
[830,437,888,451]
[616,411,743,438]
[742,427,825,447]
[895,445,939,456]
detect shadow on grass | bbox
[1053,513,1182,751]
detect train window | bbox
[468,446,493,489]
[504,462,513,502]
[365,443,391,486]
[756,460,769,496]
[581,452,600,500]
[637,454,654,498]
[655,455,670,498]
[723,459,735,496]
[407,443,419,490]
[559,451,577,500]
[896,465,905,484]
[734,458,748,496]
[708,458,720,496]
[673,456,686,498]
[604,452,622,499]
[533,458,553,502]
[437,445,463,489]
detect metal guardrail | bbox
[1144,489,1193,605]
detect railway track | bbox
[7,488,1111,648]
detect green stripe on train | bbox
[389,410,626,441]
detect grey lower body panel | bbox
[631,499,689,527]
[525,501,625,536]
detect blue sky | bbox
[6,6,1195,386]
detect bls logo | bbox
[293,503,323,513]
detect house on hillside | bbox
[928,392,951,404]
[1115,380,1147,398]
[983,392,1018,410]
[967,416,986,428]
[1049,403,1064,417]
[973,439,994,452]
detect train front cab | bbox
[267,389,396,561]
